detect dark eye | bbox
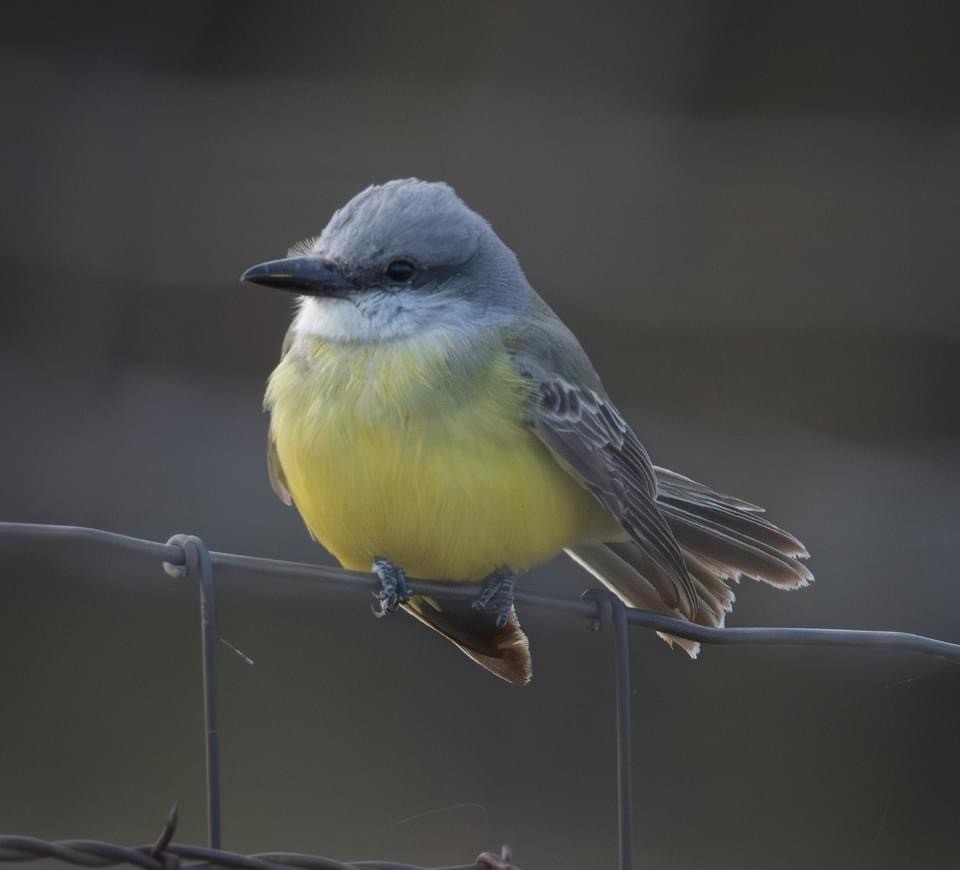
[384,258,417,283]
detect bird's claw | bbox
[472,570,516,628]
[371,557,413,617]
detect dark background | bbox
[2,3,959,868]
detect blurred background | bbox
[2,2,959,868]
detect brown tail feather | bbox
[567,542,703,655]
[685,552,736,621]
[657,495,809,558]
[402,596,531,686]
[663,509,813,589]
[568,468,812,658]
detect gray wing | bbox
[505,310,698,618]
[267,434,293,505]
[267,326,294,507]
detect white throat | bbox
[292,294,424,343]
[291,291,491,344]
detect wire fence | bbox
[2,521,960,870]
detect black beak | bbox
[240,256,354,296]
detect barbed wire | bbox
[0,805,517,870]
[0,836,512,870]
[1,521,958,870]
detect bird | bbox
[241,178,812,686]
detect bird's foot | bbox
[371,557,413,617]
[472,569,516,628]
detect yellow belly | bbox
[266,331,614,580]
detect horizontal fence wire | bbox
[3,522,960,660]
[2,521,960,870]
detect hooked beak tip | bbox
[239,265,262,284]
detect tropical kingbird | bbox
[242,179,812,685]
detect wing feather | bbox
[267,432,293,506]
[267,325,296,507]
[524,373,699,618]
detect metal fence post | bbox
[164,534,222,850]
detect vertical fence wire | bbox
[163,535,222,851]
[588,590,635,870]
[610,596,634,870]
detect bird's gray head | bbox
[241,179,531,342]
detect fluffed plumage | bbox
[250,178,813,684]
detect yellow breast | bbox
[265,328,613,580]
